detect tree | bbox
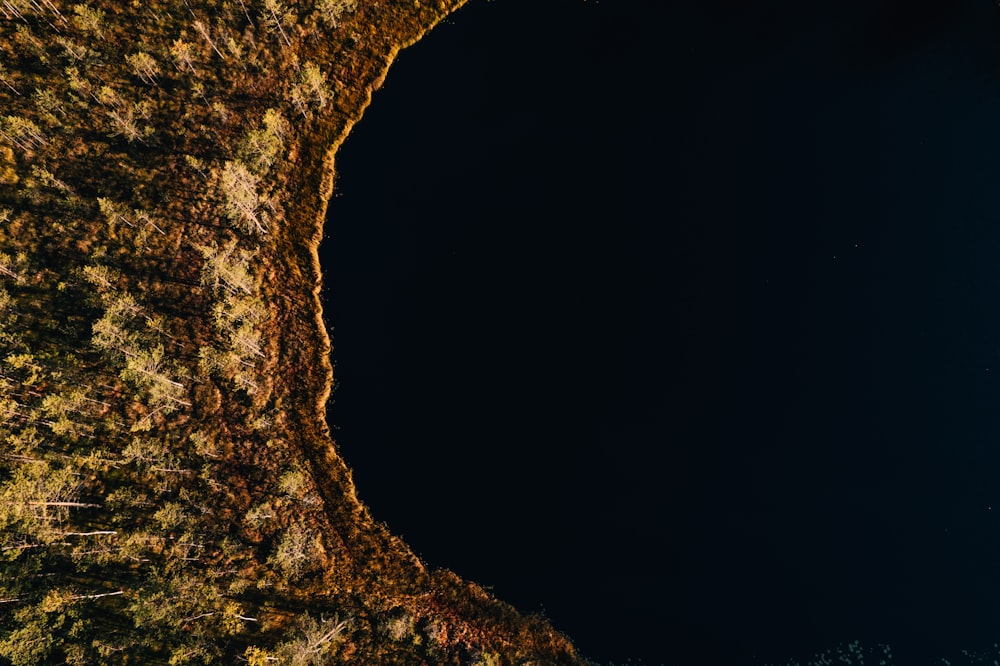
[119,344,191,432]
[97,198,134,230]
[29,165,72,193]
[90,292,142,358]
[55,36,90,62]
[71,4,106,39]
[133,209,165,236]
[32,88,66,126]
[290,63,330,117]
[82,263,123,292]
[0,148,17,185]
[212,294,266,328]
[0,606,62,666]
[263,0,293,47]
[39,388,88,432]
[198,241,256,296]
[106,107,142,143]
[239,110,287,174]
[152,502,187,532]
[0,252,26,282]
[268,524,321,580]
[4,353,42,385]
[64,66,92,102]
[169,39,197,74]
[228,319,264,359]
[263,108,289,142]
[317,0,356,27]
[0,64,21,96]
[126,52,160,86]
[225,36,246,66]
[197,345,240,379]
[278,467,320,505]
[0,116,46,152]
[218,160,267,234]
[0,459,101,548]
[274,614,351,666]
[192,20,226,60]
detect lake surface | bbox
[322,1,1000,664]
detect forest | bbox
[0,0,587,663]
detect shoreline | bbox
[307,0,474,460]
[0,0,589,659]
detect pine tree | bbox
[317,0,357,27]
[71,4,106,39]
[127,52,160,86]
[170,39,197,74]
[198,241,257,295]
[218,160,267,234]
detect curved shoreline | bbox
[307,0,473,455]
[0,0,589,659]
[291,5,589,659]
[284,1,480,585]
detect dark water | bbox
[322,1,1000,664]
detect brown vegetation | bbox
[0,0,588,663]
